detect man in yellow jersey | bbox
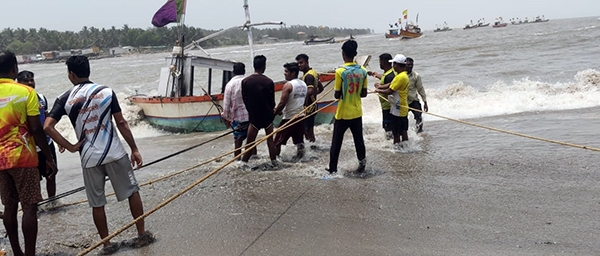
[0,50,57,256]
[375,54,409,146]
[327,40,368,174]
[406,57,428,133]
[368,53,396,139]
[296,54,323,143]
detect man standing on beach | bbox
[16,71,59,199]
[375,54,410,146]
[406,57,428,133]
[221,62,251,160]
[368,53,396,139]
[327,40,368,174]
[44,56,153,254]
[273,62,307,161]
[295,54,323,143]
[241,55,277,166]
[0,50,56,256]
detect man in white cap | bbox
[375,54,409,146]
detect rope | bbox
[372,92,600,152]
[78,85,338,255]
[37,130,234,206]
[50,85,336,212]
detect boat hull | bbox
[399,29,423,39]
[129,74,338,133]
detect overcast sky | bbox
[3,0,598,33]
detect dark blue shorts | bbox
[232,121,249,140]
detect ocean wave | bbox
[362,69,600,124]
[421,69,600,121]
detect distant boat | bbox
[434,22,452,32]
[511,16,549,25]
[386,10,423,39]
[303,36,335,45]
[492,18,508,28]
[464,18,490,29]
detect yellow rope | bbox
[77,86,338,255]
[373,92,600,152]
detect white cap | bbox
[389,54,407,64]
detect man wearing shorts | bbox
[368,53,396,139]
[240,55,277,165]
[295,54,323,143]
[273,62,307,161]
[375,54,410,146]
[17,70,59,198]
[222,62,251,160]
[0,50,56,256]
[44,56,153,254]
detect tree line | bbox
[0,25,372,55]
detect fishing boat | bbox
[463,18,490,29]
[128,0,342,133]
[492,17,508,28]
[434,22,452,32]
[303,36,335,45]
[385,9,422,39]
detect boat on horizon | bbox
[434,22,452,32]
[492,17,508,28]
[464,18,490,29]
[303,35,335,45]
[385,9,423,39]
[129,0,343,133]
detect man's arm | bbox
[416,75,428,112]
[305,74,323,94]
[334,70,342,99]
[360,74,369,98]
[305,86,316,106]
[114,112,142,169]
[274,82,292,115]
[44,117,83,153]
[28,116,57,177]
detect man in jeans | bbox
[222,62,251,159]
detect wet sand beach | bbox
[7,106,599,255]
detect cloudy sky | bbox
[3,0,598,32]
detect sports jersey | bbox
[388,71,410,117]
[334,62,368,120]
[0,78,40,170]
[48,82,126,168]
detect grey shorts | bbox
[82,154,140,207]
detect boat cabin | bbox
[157,55,236,98]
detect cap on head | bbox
[389,54,407,64]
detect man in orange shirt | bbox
[0,50,57,256]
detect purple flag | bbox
[152,0,178,27]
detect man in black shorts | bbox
[273,62,307,161]
[241,55,277,165]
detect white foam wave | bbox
[360,69,600,124]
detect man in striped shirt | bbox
[222,62,251,159]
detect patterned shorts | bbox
[0,167,43,206]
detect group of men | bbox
[372,53,428,146]
[222,40,428,174]
[221,53,323,166]
[0,51,153,255]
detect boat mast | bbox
[243,0,255,64]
